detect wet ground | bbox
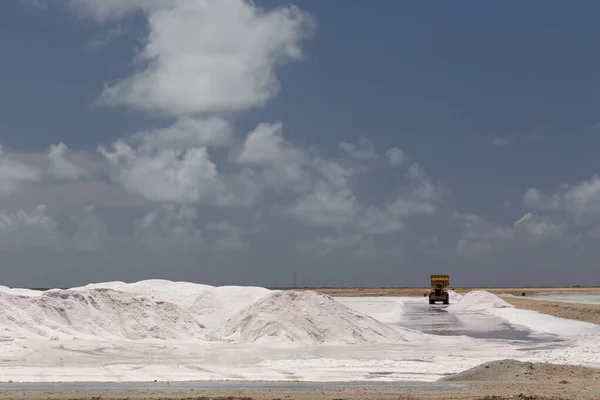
[338,297,563,343]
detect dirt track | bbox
[0,381,598,400]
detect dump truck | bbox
[429,274,449,305]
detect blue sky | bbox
[1,0,600,288]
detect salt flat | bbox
[528,292,600,304]
[0,281,598,383]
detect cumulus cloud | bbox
[386,147,404,166]
[0,145,40,195]
[454,211,564,258]
[290,181,358,228]
[47,142,88,182]
[129,117,233,152]
[236,122,301,166]
[67,0,169,22]
[98,139,222,204]
[339,137,377,160]
[385,164,446,217]
[292,161,444,253]
[453,213,512,257]
[513,212,564,241]
[523,177,600,224]
[79,0,315,117]
[14,0,449,263]
[235,122,309,191]
[135,205,203,249]
[0,205,60,250]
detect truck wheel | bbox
[443,294,449,305]
[429,299,435,305]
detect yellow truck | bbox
[429,274,449,305]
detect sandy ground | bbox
[4,289,600,400]
[502,296,600,324]
[0,379,599,400]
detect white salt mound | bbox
[446,290,513,312]
[447,290,464,304]
[0,280,415,345]
[221,290,414,345]
[0,288,208,341]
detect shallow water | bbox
[339,297,562,343]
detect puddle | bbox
[339,297,563,344]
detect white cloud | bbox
[385,147,404,166]
[67,0,169,22]
[235,122,309,191]
[292,161,443,254]
[453,213,512,258]
[98,139,222,204]
[358,208,405,234]
[129,117,233,152]
[513,212,564,241]
[236,122,297,165]
[339,137,377,160]
[454,210,564,258]
[385,164,446,217]
[0,145,40,195]
[85,0,315,116]
[0,205,61,250]
[135,205,203,249]
[523,177,600,224]
[47,142,88,182]
[523,187,548,209]
[289,181,358,228]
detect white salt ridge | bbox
[220,291,420,345]
[446,290,513,312]
[0,280,421,345]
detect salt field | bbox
[0,281,596,383]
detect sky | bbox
[2,0,600,288]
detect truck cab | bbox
[429,274,449,305]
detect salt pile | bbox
[0,288,207,341]
[447,290,464,304]
[220,291,410,344]
[446,290,513,312]
[0,280,418,345]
